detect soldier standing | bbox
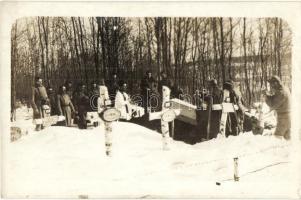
[31,77,49,131]
[65,81,74,101]
[57,85,76,127]
[205,79,223,139]
[108,73,119,106]
[223,80,247,137]
[47,85,57,116]
[74,83,90,129]
[89,81,100,111]
[140,71,156,114]
[264,75,291,140]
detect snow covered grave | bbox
[4,106,299,198]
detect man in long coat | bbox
[264,75,291,140]
[74,83,90,129]
[31,77,49,131]
[89,81,100,111]
[47,86,57,116]
[108,73,119,106]
[57,85,76,127]
[223,80,247,137]
[205,79,223,139]
[140,71,156,114]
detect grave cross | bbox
[218,89,240,137]
[100,108,121,156]
[149,86,180,150]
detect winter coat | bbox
[48,89,57,115]
[141,76,156,112]
[221,84,245,136]
[115,90,131,120]
[206,86,223,139]
[265,80,291,139]
[73,91,89,129]
[89,88,100,111]
[74,91,89,113]
[209,86,223,104]
[141,76,156,93]
[107,79,119,99]
[57,93,75,126]
[31,85,49,119]
[66,88,74,101]
[265,86,290,115]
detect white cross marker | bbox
[149,86,180,150]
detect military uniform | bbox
[265,76,291,140]
[47,88,57,116]
[57,93,75,127]
[223,81,246,137]
[140,75,156,113]
[74,90,89,129]
[31,84,49,130]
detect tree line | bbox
[11,17,292,109]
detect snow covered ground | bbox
[3,107,301,198]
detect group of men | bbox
[32,77,98,130]
[195,75,291,140]
[31,72,291,141]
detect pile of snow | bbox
[3,107,299,198]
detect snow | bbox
[3,107,300,198]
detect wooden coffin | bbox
[170,98,198,125]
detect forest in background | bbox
[11,17,292,108]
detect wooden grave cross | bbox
[149,86,180,150]
[100,107,121,157]
[218,89,239,137]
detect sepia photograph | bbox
[1,2,301,199]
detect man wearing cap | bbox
[264,75,291,140]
